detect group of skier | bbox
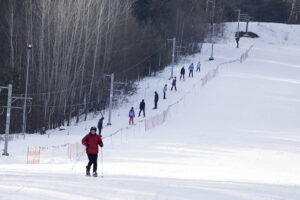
[127,61,202,125]
[81,61,202,177]
[180,61,201,80]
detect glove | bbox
[99,143,103,148]
[86,144,89,148]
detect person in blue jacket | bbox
[189,63,194,78]
[129,107,135,125]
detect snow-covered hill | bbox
[1,22,300,200]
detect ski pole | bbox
[100,147,104,178]
[71,149,86,171]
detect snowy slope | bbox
[1,22,300,200]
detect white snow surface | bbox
[1,22,300,200]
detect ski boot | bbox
[86,170,91,176]
[93,172,98,177]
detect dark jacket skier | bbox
[180,67,185,80]
[97,117,104,135]
[154,91,159,109]
[139,100,146,117]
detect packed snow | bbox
[1,22,300,200]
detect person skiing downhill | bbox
[171,77,177,91]
[196,61,201,72]
[180,66,185,80]
[129,107,135,125]
[81,127,103,177]
[139,100,146,117]
[163,84,167,99]
[189,63,194,77]
[97,117,104,135]
[154,91,159,109]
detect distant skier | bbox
[189,63,194,77]
[139,100,146,117]
[180,66,185,80]
[81,126,103,177]
[129,107,135,125]
[163,84,167,99]
[154,91,159,109]
[171,77,177,91]
[97,117,104,135]
[235,32,240,48]
[196,61,201,72]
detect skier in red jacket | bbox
[81,126,103,177]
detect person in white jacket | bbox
[196,61,201,72]
[163,84,167,99]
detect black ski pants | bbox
[154,101,158,109]
[180,74,185,80]
[139,108,145,117]
[86,154,98,173]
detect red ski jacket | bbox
[81,133,103,154]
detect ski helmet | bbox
[90,126,97,131]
